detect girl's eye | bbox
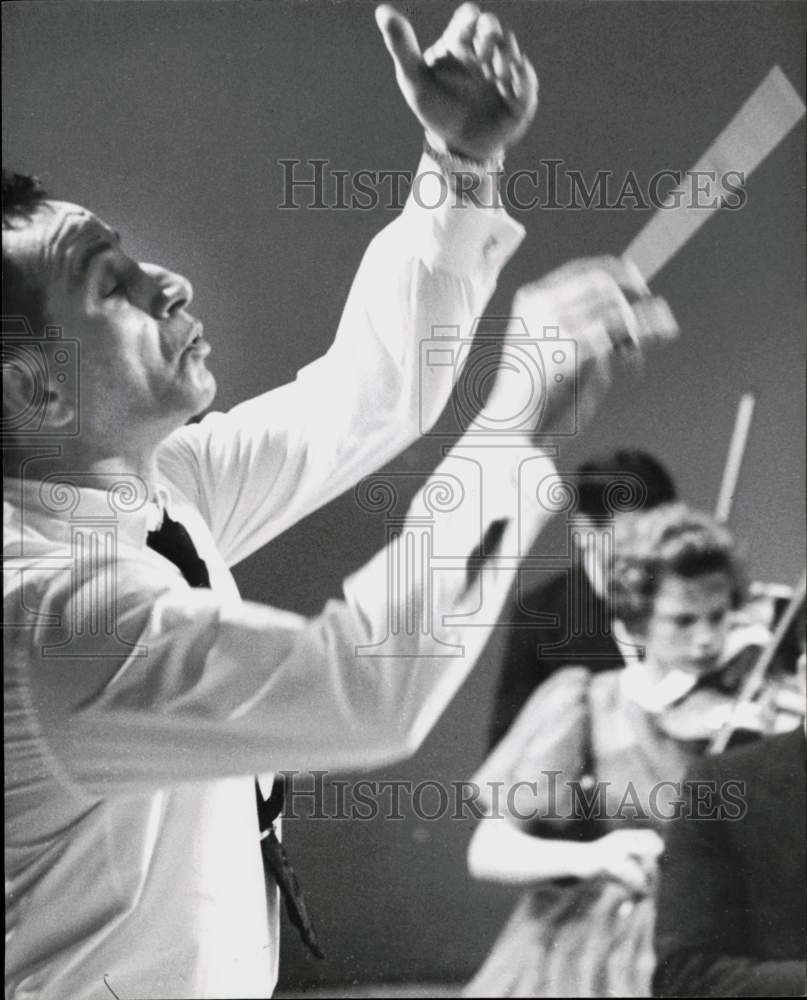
[103,283,123,299]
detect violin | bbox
[652,395,806,750]
[655,576,806,747]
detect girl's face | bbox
[638,571,734,676]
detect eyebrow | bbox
[70,229,122,285]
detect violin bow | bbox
[714,393,756,524]
[709,570,806,756]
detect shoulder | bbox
[509,667,592,747]
[472,668,591,789]
[525,665,591,711]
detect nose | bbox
[155,271,194,318]
[140,263,194,318]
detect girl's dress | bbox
[464,666,702,998]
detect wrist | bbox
[573,840,603,880]
[422,132,505,210]
[423,131,505,173]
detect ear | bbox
[2,352,76,435]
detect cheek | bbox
[80,317,161,402]
[105,315,161,370]
[74,320,117,382]
[646,624,688,661]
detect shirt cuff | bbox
[400,151,525,278]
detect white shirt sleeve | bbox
[155,152,524,567]
[33,446,557,795]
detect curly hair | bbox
[611,503,747,629]
[2,170,50,335]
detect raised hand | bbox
[514,257,678,366]
[375,2,538,161]
[475,256,678,442]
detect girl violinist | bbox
[463,503,799,999]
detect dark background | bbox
[4,0,805,990]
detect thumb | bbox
[375,5,425,89]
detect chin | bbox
[165,380,217,430]
[200,373,217,407]
[188,373,217,416]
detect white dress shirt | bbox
[4,153,553,999]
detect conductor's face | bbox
[7,200,216,448]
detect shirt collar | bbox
[4,472,174,550]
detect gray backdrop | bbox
[4,0,805,990]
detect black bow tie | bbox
[146,511,324,959]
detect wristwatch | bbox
[422,132,505,175]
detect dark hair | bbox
[611,503,747,628]
[573,449,677,518]
[2,170,50,334]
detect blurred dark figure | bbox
[654,727,807,997]
[488,449,677,749]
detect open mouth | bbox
[186,323,204,348]
[180,323,211,361]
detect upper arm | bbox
[20,559,393,795]
[473,667,591,822]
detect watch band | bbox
[422,133,505,175]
